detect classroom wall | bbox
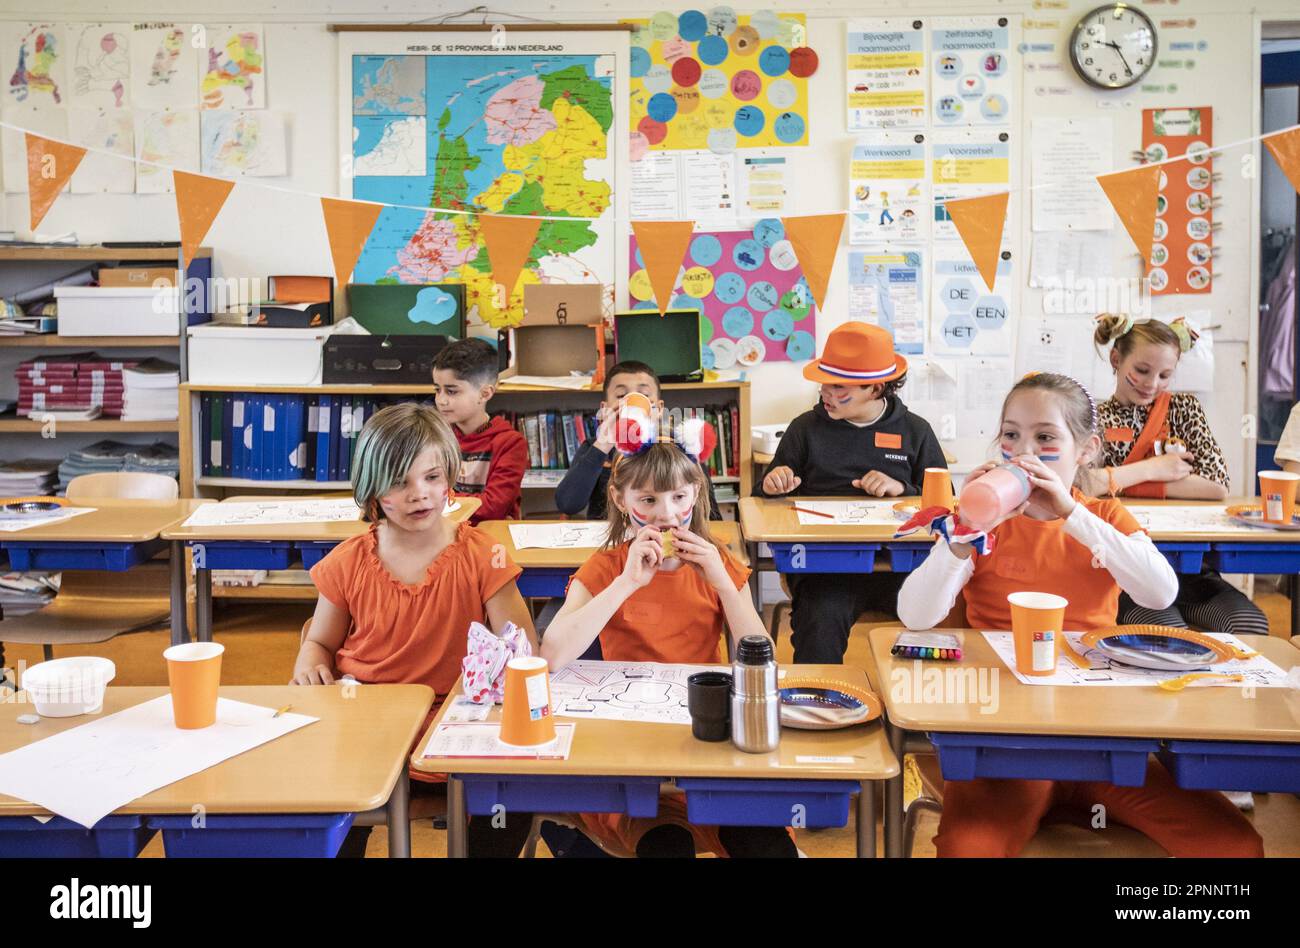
[4,0,1297,493]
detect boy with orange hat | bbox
[760,321,946,662]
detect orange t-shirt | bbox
[964,492,1144,632]
[569,543,751,664]
[309,521,521,715]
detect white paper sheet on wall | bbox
[1029,231,1115,288]
[931,244,1014,356]
[1171,312,1215,393]
[846,18,928,132]
[899,358,959,441]
[848,248,926,355]
[1030,117,1114,231]
[629,151,680,220]
[956,358,1010,439]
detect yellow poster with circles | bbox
[627,10,817,153]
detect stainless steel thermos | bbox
[730,634,780,753]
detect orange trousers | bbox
[935,759,1264,858]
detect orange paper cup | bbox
[1258,471,1300,524]
[921,467,954,511]
[164,642,224,729]
[499,656,556,747]
[1007,592,1067,677]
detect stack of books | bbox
[0,458,60,496]
[15,353,136,419]
[55,441,179,493]
[121,359,180,421]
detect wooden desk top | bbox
[0,685,433,816]
[739,495,915,543]
[476,519,750,568]
[1,500,211,544]
[412,664,898,781]
[160,496,479,543]
[867,626,1300,744]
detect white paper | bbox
[131,23,200,111]
[201,110,286,177]
[739,154,788,217]
[898,358,959,441]
[0,505,96,533]
[681,151,737,226]
[68,23,131,109]
[0,23,68,109]
[956,358,1010,439]
[135,110,200,193]
[1031,117,1113,231]
[930,17,1016,127]
[848,249,925,354]
[791,500,901,526]
[508,522,608,550]
[198,24,265,110]
[421,722,574,759]
[181,498,361,528]
[1029,230,1114,288]
[551,661,715,725]
[629,151,680,220]
[850,135,928,244]
[982,631,1291,688]
[69,108,135,194]
[931,244,1013,356]
[847,18,927,131]
[1125,505,1242,535]
[0,697,317,827]
[930,129,1012,243]
[1015,315,1109,396]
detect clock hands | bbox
[1103,40,1134,77]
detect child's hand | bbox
[670,526,731,591]
[964,460,1001,484]
[1148,452,1195,482]
[620,525,663,588]
[853,470,905,497]
[290,664,336,686]
[1013,454,1076,519]
[763,465,801,495]
[594,406,617,453]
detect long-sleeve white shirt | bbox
[897,502,1179,630]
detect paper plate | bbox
[1225,504,1300,531]
[1079,625,1254,671]
[779,678,882,730]
[893,502,921,521]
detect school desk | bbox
[0,684,432,858]
[0,500,212,651]
[161,496,480,645]
[414,664,897,858]
[476,519,749,599]
[865,626,1300,858]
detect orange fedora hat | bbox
[802,322,908,385]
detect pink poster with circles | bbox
[628,222,817,368]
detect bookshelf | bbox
[178,379,752,500]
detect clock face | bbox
[1070,4,1157,89]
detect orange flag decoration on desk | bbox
[782,213,845,310]
[480,214,543,309]
[1097,164,1162,266]
[631,220,694,315]
[943,192,1009,292]
[1264,126,1300,196]
[25,134,86,232]
[173,171,235,269]
[321,197,383,289]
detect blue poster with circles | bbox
[628,220,817,369]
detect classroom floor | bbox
[5,589,1299,858]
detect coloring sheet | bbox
[421,722,574,760]
[0,505,95,533]
[508,522,608,551]
[791,499,901,526]
[180,498,361,527]
[982,631,1291,688]
[550,661,717,725]
[1125,505,1242,535]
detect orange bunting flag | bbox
[631,220,695,315]
[479,214,543,305]
[781,213,846,311]
[25,134,86,232]
[321,197,383,289]
[173,171,235,269]
[943,192,1009,292]
[1264,126,1300,197]
[1097,164,1162,266]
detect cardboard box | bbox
[613,309,703,382]
[522,283,604,326]
[498,284,606,385]
[98,267,176,288]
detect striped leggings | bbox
[1118,568,1270,636]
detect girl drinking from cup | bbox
[542,420,795,858]
[896,372,1262,857]
[1089,315,1269,638]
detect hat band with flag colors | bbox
[813,359,900,381]
[802,321,908,385]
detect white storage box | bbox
[752,423,787,455]
[55,285,182,336]
[187,325,330,386]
